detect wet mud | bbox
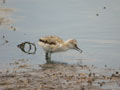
[0,59,120,90]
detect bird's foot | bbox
[46,60,67,65]
[46,60,55,64]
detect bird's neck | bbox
[60,40,70,51]
[53,40,70,52]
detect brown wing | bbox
[39,36,64,45]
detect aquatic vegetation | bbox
[17,42,36,55]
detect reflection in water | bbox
[0,0,5,3]
[3,0,5,4]
[17,42,36,54]
[39,63,68,70]
[76,59,83,66]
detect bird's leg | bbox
[48,52,51,61]
[45,52,51,63]
[45,52,49,62]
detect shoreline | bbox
[0,59,120,90]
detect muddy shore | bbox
[0,59,120,90]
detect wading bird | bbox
[38,36,83,63]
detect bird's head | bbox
[66,39,83,53]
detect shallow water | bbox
[0,0,120,68]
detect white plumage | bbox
[38,36,82,63]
